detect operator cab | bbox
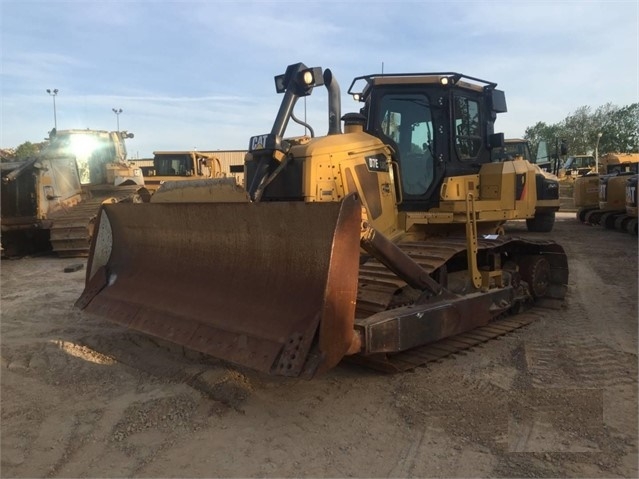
[349,73,507,211]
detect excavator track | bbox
[49,188,142,257]
[350,235,567,372]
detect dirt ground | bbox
[1,211,637,478]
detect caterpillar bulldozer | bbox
[76,63,568,378]
[1,147,82,257]
[139,150,229,193]
[1,129,149,257]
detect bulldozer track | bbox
[48,188,141,257]
[346,314,536,373]
[350,235,568,373]
[356,235,568,316]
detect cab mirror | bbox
[488,133,505,149]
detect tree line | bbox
[524,103,638,160]
[1,140,46,162]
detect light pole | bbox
[112,108,123,132]
[46,89,58,130]
[595,132,603,174]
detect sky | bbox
[1,0,637,159]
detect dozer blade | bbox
[75,194,363,378]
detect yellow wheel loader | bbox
[490,138,560,232]
[76,63,568,378]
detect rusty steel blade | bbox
[76,194,363,377]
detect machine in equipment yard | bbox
[574,153,639,234]
[560,154,596,179]
[138,150,230,193]
[1,129,149,257]
[490,138,560,232]
[76,63,568,378]
[624,175,638,234]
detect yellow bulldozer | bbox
[1,129,148,257]
[76,63,568,378]
[139,150,228,193]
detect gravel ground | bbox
[1,211,637,478]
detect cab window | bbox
[454,96,481,159]
[377,94,435,196]
[155,155,191,176]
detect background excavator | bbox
[574,152,639,229]
[76,63,568,378]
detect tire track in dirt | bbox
[386,427,427,478]
[2,338,215,478]
[502,217,638,474]
[566,257,637,355]
[22,389,199,478]
[524,337,636,390]
[392,370,512,450]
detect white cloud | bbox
[1,0,637,155]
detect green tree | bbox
[524,103,638,158]
[602,103,639,153]
[523,121,561,160]
[561,106,596,154]
[14,141,43,160]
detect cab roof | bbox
[348,72,498,100]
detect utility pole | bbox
[46,89,59,130]
[112,108,123,132]
[595,132,603,174]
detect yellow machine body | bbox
[575,153,639,226]
[76,63,568,377]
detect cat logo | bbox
[249,134,268,151]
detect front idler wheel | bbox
[518,255,551,299]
